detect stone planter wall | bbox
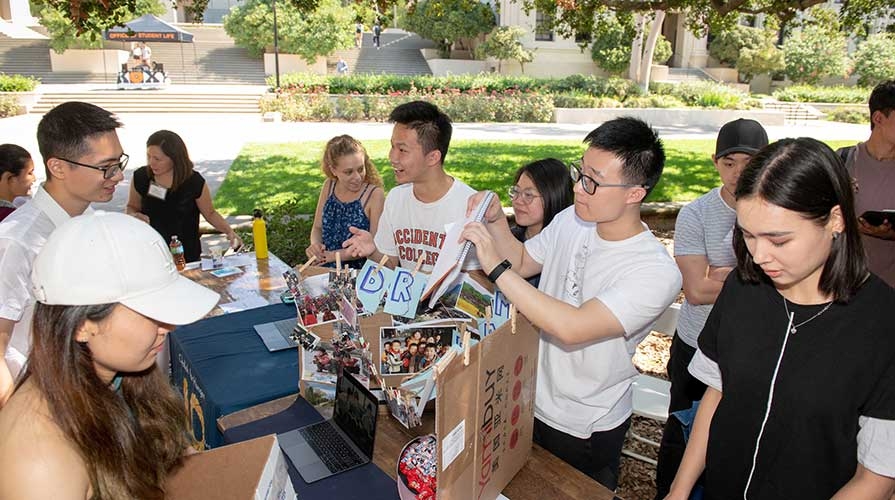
[263,54,327,76]
[426,58,487,76]
[554,107,786,127]
[0,91,40,114]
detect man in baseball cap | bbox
[655,118,768,498]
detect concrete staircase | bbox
[662,67,715,83]
[30,87,265,114]
[761,100,825,123]
[329,31,434,76]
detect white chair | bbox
[622,303,680,466]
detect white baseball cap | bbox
[32,211,219,325]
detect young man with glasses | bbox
[654,118,767,499]
[0,101,124,405]
[461,117,682,492]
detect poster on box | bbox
[379,326,455,376]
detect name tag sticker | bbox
[148,182,167,200]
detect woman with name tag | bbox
[666,138,895,500]
[0,212,219,499]
[126,130,242,263]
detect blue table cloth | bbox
[223,397,399,500]
[170,303,299,449]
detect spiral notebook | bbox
[420,191,495,308]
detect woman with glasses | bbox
[667,138,895,499]
[508,158,573,287]
[126,130,242,263]
[0,212,219,499]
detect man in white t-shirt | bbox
[0,102,125,406]
[462,117,682,491]
[344,100,478,273]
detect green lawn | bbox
[214,139,858,216]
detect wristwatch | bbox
[488,259,512,282]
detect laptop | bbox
[278,372,378,483]
[253,316,299,351]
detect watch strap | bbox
[488,259,512,282]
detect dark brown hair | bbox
[146,130,193,191]
[733,137,866,302]
[19,303,190,499]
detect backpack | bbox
[836,145,856,169]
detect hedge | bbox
[773,85,870,104]
[0,73,39,92]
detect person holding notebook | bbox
[461,117,682,492]
[342,101,479,273]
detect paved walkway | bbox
[0,112,870,219]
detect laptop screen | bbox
[333,372,378,458]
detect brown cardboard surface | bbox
[166,435,277,500]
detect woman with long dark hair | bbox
[126,130,242,262]
[508,158,574,287]
[667,138,895,499]
[0,212,219,499]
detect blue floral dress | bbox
[321,180,376,269]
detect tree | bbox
[223,0,353,62]
[34,0,164,53]
[782,8,849,84]
[475,26,534,73]
[404,0,496,58]
[709,24,783,82]
[590,13,671,75]
[852,34,895,87]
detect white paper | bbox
[441,419,465,471]
[217,294,270,314]
[223,253,256,268]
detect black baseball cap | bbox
[715,119,769,158]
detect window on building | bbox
[535,11,554,41]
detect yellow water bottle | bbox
[252,209,268,259]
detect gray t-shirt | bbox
[847,142,895,287]
[673,188,737,347]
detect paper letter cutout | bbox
[383,268,428,319]
[490,290,511,330]
[356,259,395,313]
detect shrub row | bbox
[650,81,759,109]
[261,92,555,122]
[0,73,40,92]
[773,85,870,104]
[271,72,643,100]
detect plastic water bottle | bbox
[253,209,268,260]
[169,235,186,271]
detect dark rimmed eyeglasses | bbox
[57,153,129,180]
[568,160,646,195]
[507,185,542,205]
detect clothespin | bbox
[411,252,426,278]
[510,303,517,334]
[335,252,342,273]
[462,329,471,366]
[373,254,389,276]
[433,349,457,380]
[298,255,317,274]
[485,306,492,335]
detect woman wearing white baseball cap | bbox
[0,211,219,499]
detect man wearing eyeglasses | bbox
[462,117,682,492]
[0,101,124,405]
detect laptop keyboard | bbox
[300,422,365,473]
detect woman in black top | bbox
[126,130,242,262]
[507,158,573,288]
[667,138,895,500]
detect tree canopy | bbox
[475,26,534,73]
[404,0,496,57]
[35,0,164,53]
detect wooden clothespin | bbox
[298,255,317,274]
[433,348,457,380]
[510,303,517,334]
[485,306,492,335]
[411,252,426,278]
[462,329,471,366]
[335,252,342,273]
[373,254,389,276]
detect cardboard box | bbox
[167,434,296,500]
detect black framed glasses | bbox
[568,160,645,195]
[58,153,129,180]
[507,185,542,205]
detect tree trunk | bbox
[629,14,645,81]
[638,10,666,93]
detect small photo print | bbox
[453,276,494,319]
[379,325,455,376]
[304,382,336,418]
[301,341,369,386]
[209,266,242,278]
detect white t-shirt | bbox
[373,178,479,273]
[0,185,87,376]
[525,207,682,437]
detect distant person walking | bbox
[373,22,381,49]
[355,22,363,48]
[336,57,349,75]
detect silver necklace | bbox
[782,298,833,335]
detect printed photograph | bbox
[301,341,369,386]
[379,326,455,376]
[452,277,493,319]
